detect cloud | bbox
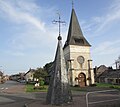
[0,0,45,31]
[0,0,61,56]
[81,0,120,37]
[92,40,120,55]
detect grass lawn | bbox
[25,84,48,92]
[25,83,120,92]
[25,84,87,92]
[96,83,120,90]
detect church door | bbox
[78,73,86,87]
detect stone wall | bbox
[64,45,94,86]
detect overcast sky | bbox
[0,0,120,75]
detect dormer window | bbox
[74,38,84,45]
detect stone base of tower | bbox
[68,69,95,87]
[64,45,95,87]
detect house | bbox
[4,75,9,81]
[19,73,25,80]
[10,74,21,81]
[24,68,35,82]
[10,73,25,81]
[94,65,108,82]
[98,69,120,85]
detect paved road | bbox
[0,81,24,92]
[0,93,34,107]
[87,90,120,107]
[0,81,120,107]
[0,81,35,107]
[0,80,27,94]
[24,90,120,107]
[0,80,21,88]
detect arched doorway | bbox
[78,73,86,87]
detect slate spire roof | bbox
[46,35,72,105]
[64,8,91,48]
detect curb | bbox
[24,100,40,107]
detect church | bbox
[46,3,95,105]
[63,7,94,87]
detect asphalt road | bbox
[0,81,120,107]
[0,80,24,90]
[87,90,120,107]
[0,81,35,107]
[0,94,34,107]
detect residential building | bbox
[24,68,35,82]
[98,69,120,84]
[94,65,108,82]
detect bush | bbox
[26,81,36,85]
[90,84,97,87]
[109,86,114,88]
[39,80,45,86]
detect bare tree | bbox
[115,55,120,69]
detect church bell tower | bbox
[63,7,94,87]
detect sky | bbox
[0,0,120,75]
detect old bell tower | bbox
[63,7,94,87]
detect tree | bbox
[33,67,48,81]
[33,62,53,85]
[43,62,54,84]
[118,56,120,69]
[115,55,120,69]
[43,62,53,74]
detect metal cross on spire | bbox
[52,12,66,38]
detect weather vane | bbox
[52,12,66,37]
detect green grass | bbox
[26,83,120,92]
[25,84,48,92]
[96,83,113,87]
[96,83,120,90]
[25,84,87,92]
[70,86,87,92]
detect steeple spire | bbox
[46,13,72,105]
[64,8,91,48]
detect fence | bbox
[86,90,120,107]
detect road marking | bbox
[1,87,4,90]
[5,87,8,90]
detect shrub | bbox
[90,84,97,87]
[39,80,45,86]
[109,86,114,88]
